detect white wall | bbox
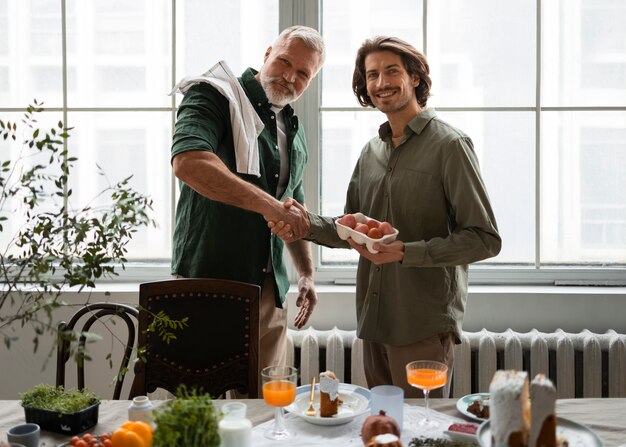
[1,285,625,399]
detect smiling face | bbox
[364,50,421,119]
[257,38,322,108]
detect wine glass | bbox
[406,360,448,427]
[261,365,298,440]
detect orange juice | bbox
[407,368,447,390]
[263,380,297,407]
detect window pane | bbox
[321,0,423,108]
[542,0,626,106]
[68,112,173,260]
[66,0,172,108]
[437,111,535,264]
[320,110,536,265]
[541,111,626,263]
[0,111,63,255]
[0,0,64,107]
[177,0,278,80]
[427,0,535,108]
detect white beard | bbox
[260,74,299,107]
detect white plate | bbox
[444,423,480,444]
[285,382,371,426]
[456,392,490,422]
[335,213,398,254]
[477,416,604,447]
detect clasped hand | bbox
[266,198,309,242]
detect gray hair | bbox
[275,25,326,66]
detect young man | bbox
[171,26,325,369]
[272,36,501,397]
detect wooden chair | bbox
[130,278,261,398]
[56,302,139,400]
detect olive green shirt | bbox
[306,108,501,345]
[171,68,308,306]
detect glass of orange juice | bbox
[406,360,448,427]
[261,365,298,440]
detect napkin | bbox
[170,60,264,177]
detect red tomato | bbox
[367,228,383,239]
[379,221,395,235]
[70,436,81,446]
[82,434,94,443]
[75,440,88,447]
[354,223,369,234]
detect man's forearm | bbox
[286,238,314,278]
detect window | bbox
[0,0,278,279]
[1,0,624,285]
[312,0,626,284]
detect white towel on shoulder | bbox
[169,60,264,177]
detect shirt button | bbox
[376,267,381,272]
[373,292,378,297]
[388,167,392,172]
[271,116,275,120]
[262,268,266,273]
[274,173,279,178]
[257,102,262,106]
[275,145,279,149]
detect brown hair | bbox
[352,36,431,108]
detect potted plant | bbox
[152,386,220,447]
[19,384,100,435]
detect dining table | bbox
[1,398,625,446]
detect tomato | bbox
[75,440,88,447]
[70,436,81,446]
[82,433,94,443]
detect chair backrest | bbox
[131,278,261,398]
[56,302,139,400]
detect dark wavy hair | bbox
[352,36,431,108]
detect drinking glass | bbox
[406,360,448,427]
[261,365,298,440]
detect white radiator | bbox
[286,327,626,398]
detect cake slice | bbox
[319,370,340,417]
[489,370,530,447]
[530,374,557,447]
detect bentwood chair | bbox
[130,278,261,398]
[56,302,139,400]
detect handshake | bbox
[264,198,309,242]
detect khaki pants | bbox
[363,332,455,398]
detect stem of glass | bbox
[274,406,286,434]
[423,389,431,422]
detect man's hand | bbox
[293,275,317,329]
[267,198,308,242]
[347,239,406,265]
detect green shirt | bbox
[171,68,308,306]
[306,108,501,345]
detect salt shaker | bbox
[128,395,154,422]
[219,402,252,447]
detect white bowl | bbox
[335,212,399,254]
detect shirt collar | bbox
[378,107,437,140]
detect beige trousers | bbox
[363,332,456,398]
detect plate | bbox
[477,416,604,447]
[335,213,398,254]
[285,382,371,426]
[456,392,490,422]
[444,424,480,444]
